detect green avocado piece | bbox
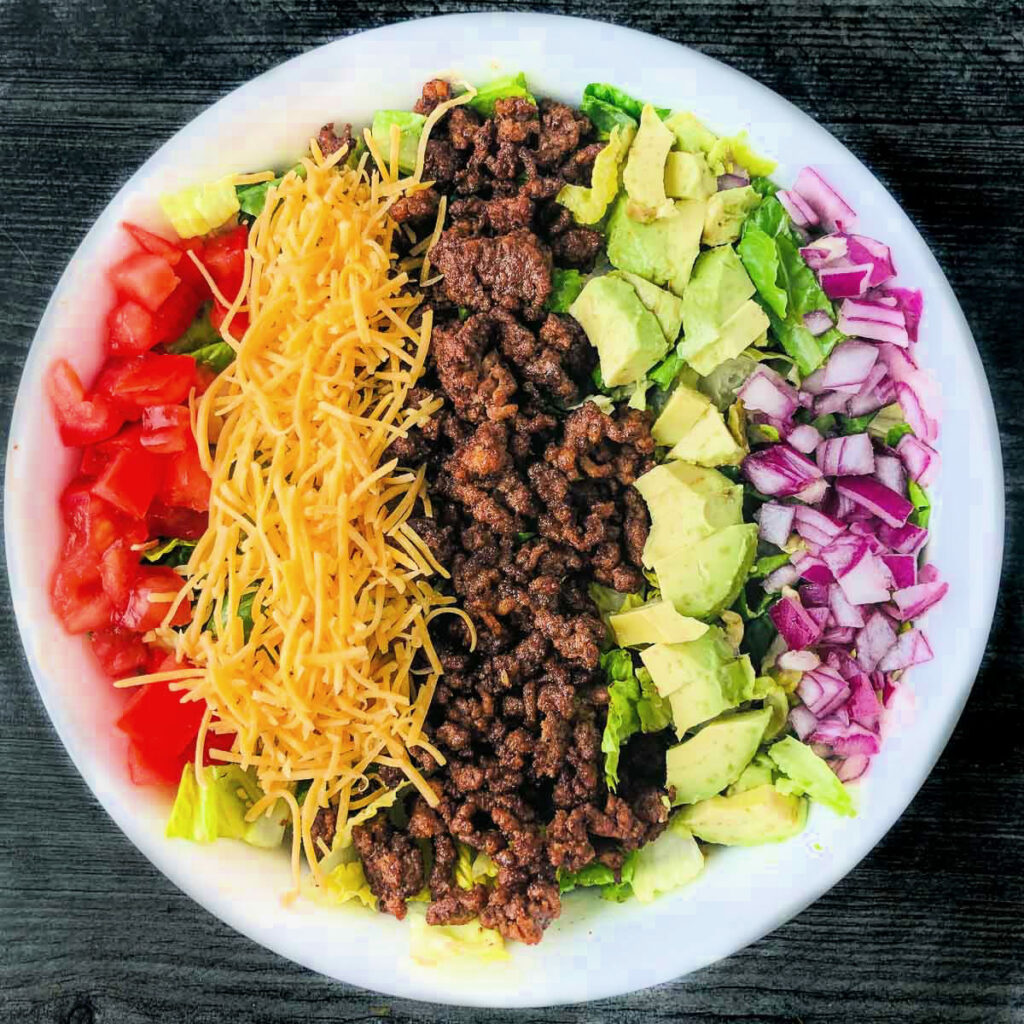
[610,599,708,647]
[667,404,745,467]
[702,185,762,246]
[609,271,685,343]
[664,151,717,200]
[606,194,706,296]
[679,245,755,353]
[668,654,755,736]
[654,522,758,618]
[664,111,717,154]
[665,707,771,805]
[623,104,676,214]
[569,275,669,387]
[686,299,770,376]
[728,753,776,796]
[679,784,808,845]
[635,462,744,567]
[557,124,634,225]
[767,736,856,817]
[651,385,713,446]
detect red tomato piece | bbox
[95,353,196,410]
[209,300,249,339]
[60,478,146,555]
[98,539,140,611]
[109,252,180,313]
[122,222,182,264]
[119,566,190,631]
[202,727,236,766]
[158,441,210,512]
[92,447,164,519]
[202,225,247,304]
[89,628,149,677]
[47,359,126,447]
[140,404,191,454]
[116,677,205,759]
[51,542,114,634]
[150,285,204,348]
[79,423,146,476]
[146,501,208,541]
[125,738,189,786]
[171,239,210,296]
[107,300,159,356]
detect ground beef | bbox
[348,81,668,944]
[316,122,353,160]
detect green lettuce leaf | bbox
[737,226,787,320]
[165,304,219,354]
[454,843,498,890]
[469,72,536,118]
[236,164,307,217]
[190,340,236,374]
[837,411,879,435]
[546,268,585,312]
[636,667,672,733]
[371,110,427,173]
[557,849,639,902]
[750,176,780,197]
[907,479,931,528]
[409,911,508,965]
[648,351,686,391]
[166,764,288,847]
[142,538,197,567]
[583,83,670,123]
[885,421,914,447]
[630,815,704,903]
[316,860,377,909]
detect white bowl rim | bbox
[4,11,1005,1008]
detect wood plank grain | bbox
[1,1,1021,1021]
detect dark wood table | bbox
[1,2,1020,1021]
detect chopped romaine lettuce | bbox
[160,177,240,239]
[142,538,197,567]
[750,176,780,197]
[547,268,585,312]
[630,815,704,903]
[468,72,535,117]
[583,83,670,123]
[768,736,855,817]
[166,304,220,354]
[236,164,307,217]
[190,341,236,374]
[316,860,377,909]
[455,843,498,890]
[737,226,788,320]
[557,849,639,902]
[636,667,672,733]
[409,912,508,965]
[907,479,931,528]
[648,351,686,391]
[371,110,427,174]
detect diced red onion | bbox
[820,263,873,300]
[840,298,905,327]
[797,664,850,716]
[891,580,949,621]
[764,563,801,593]
[821,341,879,394]
[835,754,871,782]
[896,433,939,487]
[831,540,891,606]
[835,476,913,528]
[877,341,919,383]
[800,581,830,605]
[794,506,845,547]
[778,189,820,228]
[796,477,830,505]
[756,502,795,547]
[800,234,848,269]
[743,444,823,498]
[814,391,850,417]
[787,423,823,454]
[873,454,906,496]
[792,551,834,585]
[877,520,928,555]
[817,434,876,477]
[828,582,866,627]
[877,286,923,342]
[838,311,910,347]
[811,718,881,756]
[802,310,834,336]
[792,167,858,232]
[770,594,825,650]
[878,628,933,672]
[717,172,749,190]
[844,235,897,287]
[918,562,940,585]
[778,649,821,672]
[846,673,882,729]
[800,367,827,395]
[881,554,917,590]
[789,705,819,741]
[807,606,830,631]
[738,366,799,420]
[821,625,857,644]
[855,611,898,672]
[895,380,939,445]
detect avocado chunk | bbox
[767,736,856,817]
[665,151,717,200]
[606,194,706,296]
[651,385,713,446]
[665,707,771,805]
[679,784,808,845]
[702,185,762,247]
[654,522,758,618]
[641,626,755,735]
[569,275,668,386]
[610,599,708,647]
[623,104,675,216]
[664,111,717,154]
[630,815,704,903]
[556,124,634,225]
[678,246,769,375]
[667,404,745,467]
[728,752,776,796]
[609,271,685,343]
[635,461,744,567]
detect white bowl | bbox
[5,11,1003,1008]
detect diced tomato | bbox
[193,363,219,397]
[79,423,146,476]
[150,284,204,347]
[47,359,125,447]
[119,566,190,631]
[89,628,149,677]
[107,300,158,356]
[92,447,164,519]
[203,727,236,766]
[98,539,140,611]
[173,238,211,295]
[126,738,189,786]
[50,541,114,634]
[159,441,210,512]
[146,501,208,540]
[202,225,247,304]
[95,353,196,410]
[122,222,183,264]
[109,252,180,313]
[60,478,146,555]
[116,675,205,759]
[209,300,249,339]
[140,404,191,454]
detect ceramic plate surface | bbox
[5,12,1003,1007]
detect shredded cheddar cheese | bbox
[138,84,477,891]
